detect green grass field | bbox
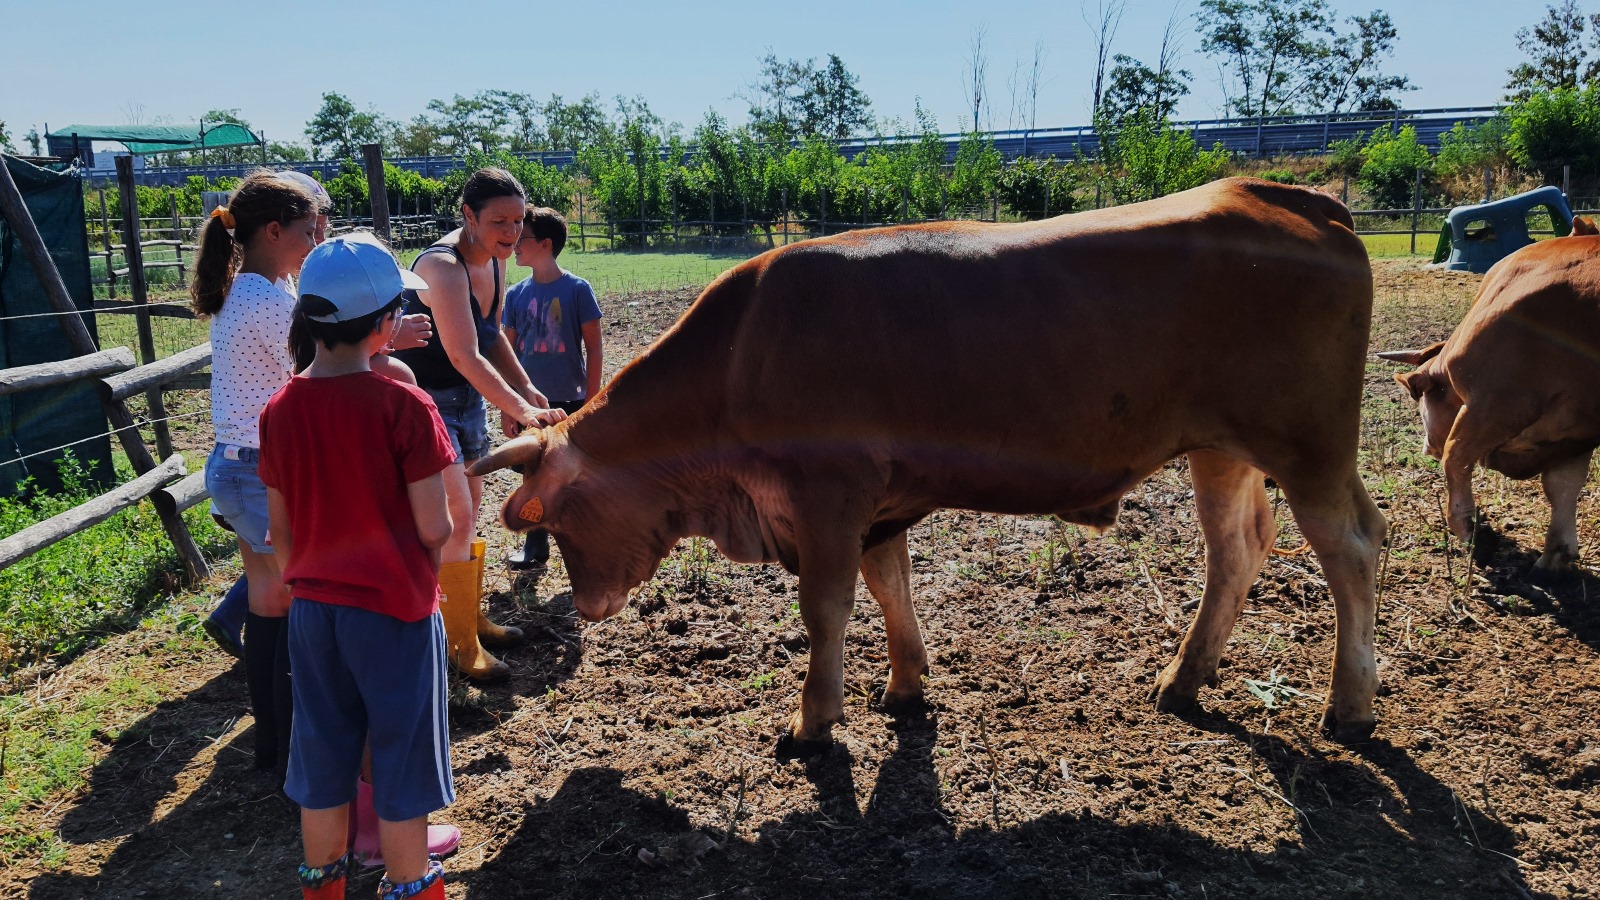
[399,249,754,298]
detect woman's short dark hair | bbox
[460,167,525,214]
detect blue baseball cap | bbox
[298,232,428,323]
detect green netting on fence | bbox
[0,156,113,496]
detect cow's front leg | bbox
[1156,451,1274,711]
[1440,408,1514,547]
[860,530,928,713]
[1535,449,1593,575]
[788,553,860,749]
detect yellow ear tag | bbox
[518,496,544,524]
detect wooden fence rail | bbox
[0,455,186,570]
[0,348,135,398]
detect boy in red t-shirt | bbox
[259,233,457,900]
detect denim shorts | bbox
[423,384,488,464]
[284,600,454,820]
[205,444,270,553]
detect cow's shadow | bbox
[1470,529,1600,652]
[450,709,1536,900]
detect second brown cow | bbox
[1380,220,1600,575]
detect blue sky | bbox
[1,0,1543,147]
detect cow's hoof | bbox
[1320,707,1376,744]
[775,731,833,761]
[1152,681,1201,714]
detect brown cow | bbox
[469,177,1387,747]
[1378,219,1600,574]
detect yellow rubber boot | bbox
[471,538,525,649]
[438,557,509,683]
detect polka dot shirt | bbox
[210,273,295,449]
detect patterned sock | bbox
[378,858,444,898]
[297,851,351,889]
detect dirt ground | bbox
[7,258,1600,899]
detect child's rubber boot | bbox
[298,852,350,899]
[470,538,524,649]
[379,859,445,899]
[350,779,460,868]
[438,557,510,683]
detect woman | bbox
[394,167,565,683]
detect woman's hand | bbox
[388,314,433,352]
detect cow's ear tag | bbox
[519,496,544,524]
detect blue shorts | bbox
[284,600,454,821]
[205,444,270,553]
[423,384,488,464]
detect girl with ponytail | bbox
[192,171,316,778]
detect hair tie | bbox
[210,206,236,230]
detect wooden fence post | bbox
[0,156,209,583]
[1409,166,1424,255]
[99,189,117,299]
[169,193,185,282]
[361,143,390,243]
[116,155,173,461]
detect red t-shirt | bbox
[258,371,456,622]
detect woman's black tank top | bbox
[393,244,501,390]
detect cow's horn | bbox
[468,430,547,477]
[1374,349,1425,364]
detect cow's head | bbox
[1375,341,1459,458]
[468,429,681,621]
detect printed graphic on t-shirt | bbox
[525,296,567,354]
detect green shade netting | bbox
[47,123,261,156]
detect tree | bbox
[25,127,41,156]
[305,92,388,160]
[485,90,544,151]
[1099,54,1192,122]
[1356,124,1432,208]
[744,51,815,142]
[799,54,873,139]
[963,25,991,130]
[1198,0,1334,117]
[1317,12,1413,112]
[1084,0,1128,115]
[543,93,612,157]
[0,120,14,153]
[425,94,501,154]
[1505,0,1589,101]
[1507,85,1600,180]
[389,115,446,157]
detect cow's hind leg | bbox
[1278,468,1386,742]
[860,531,929,713]
[1535,449,1593,576]
[1155,450,1275,713]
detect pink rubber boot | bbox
[350,779,460,868]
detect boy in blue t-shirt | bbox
[502,206,603,568]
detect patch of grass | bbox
[0,454,230,681]
[740,671,779,692]
[1359,233,1434,258]
[0,652,175,869]
[399,249,754,300]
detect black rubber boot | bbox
[244,612,286,773]
[507,529,550,571]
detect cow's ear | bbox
[1575,216,1598,236]
[468,430,546,477]
[1394,370,1432,401]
